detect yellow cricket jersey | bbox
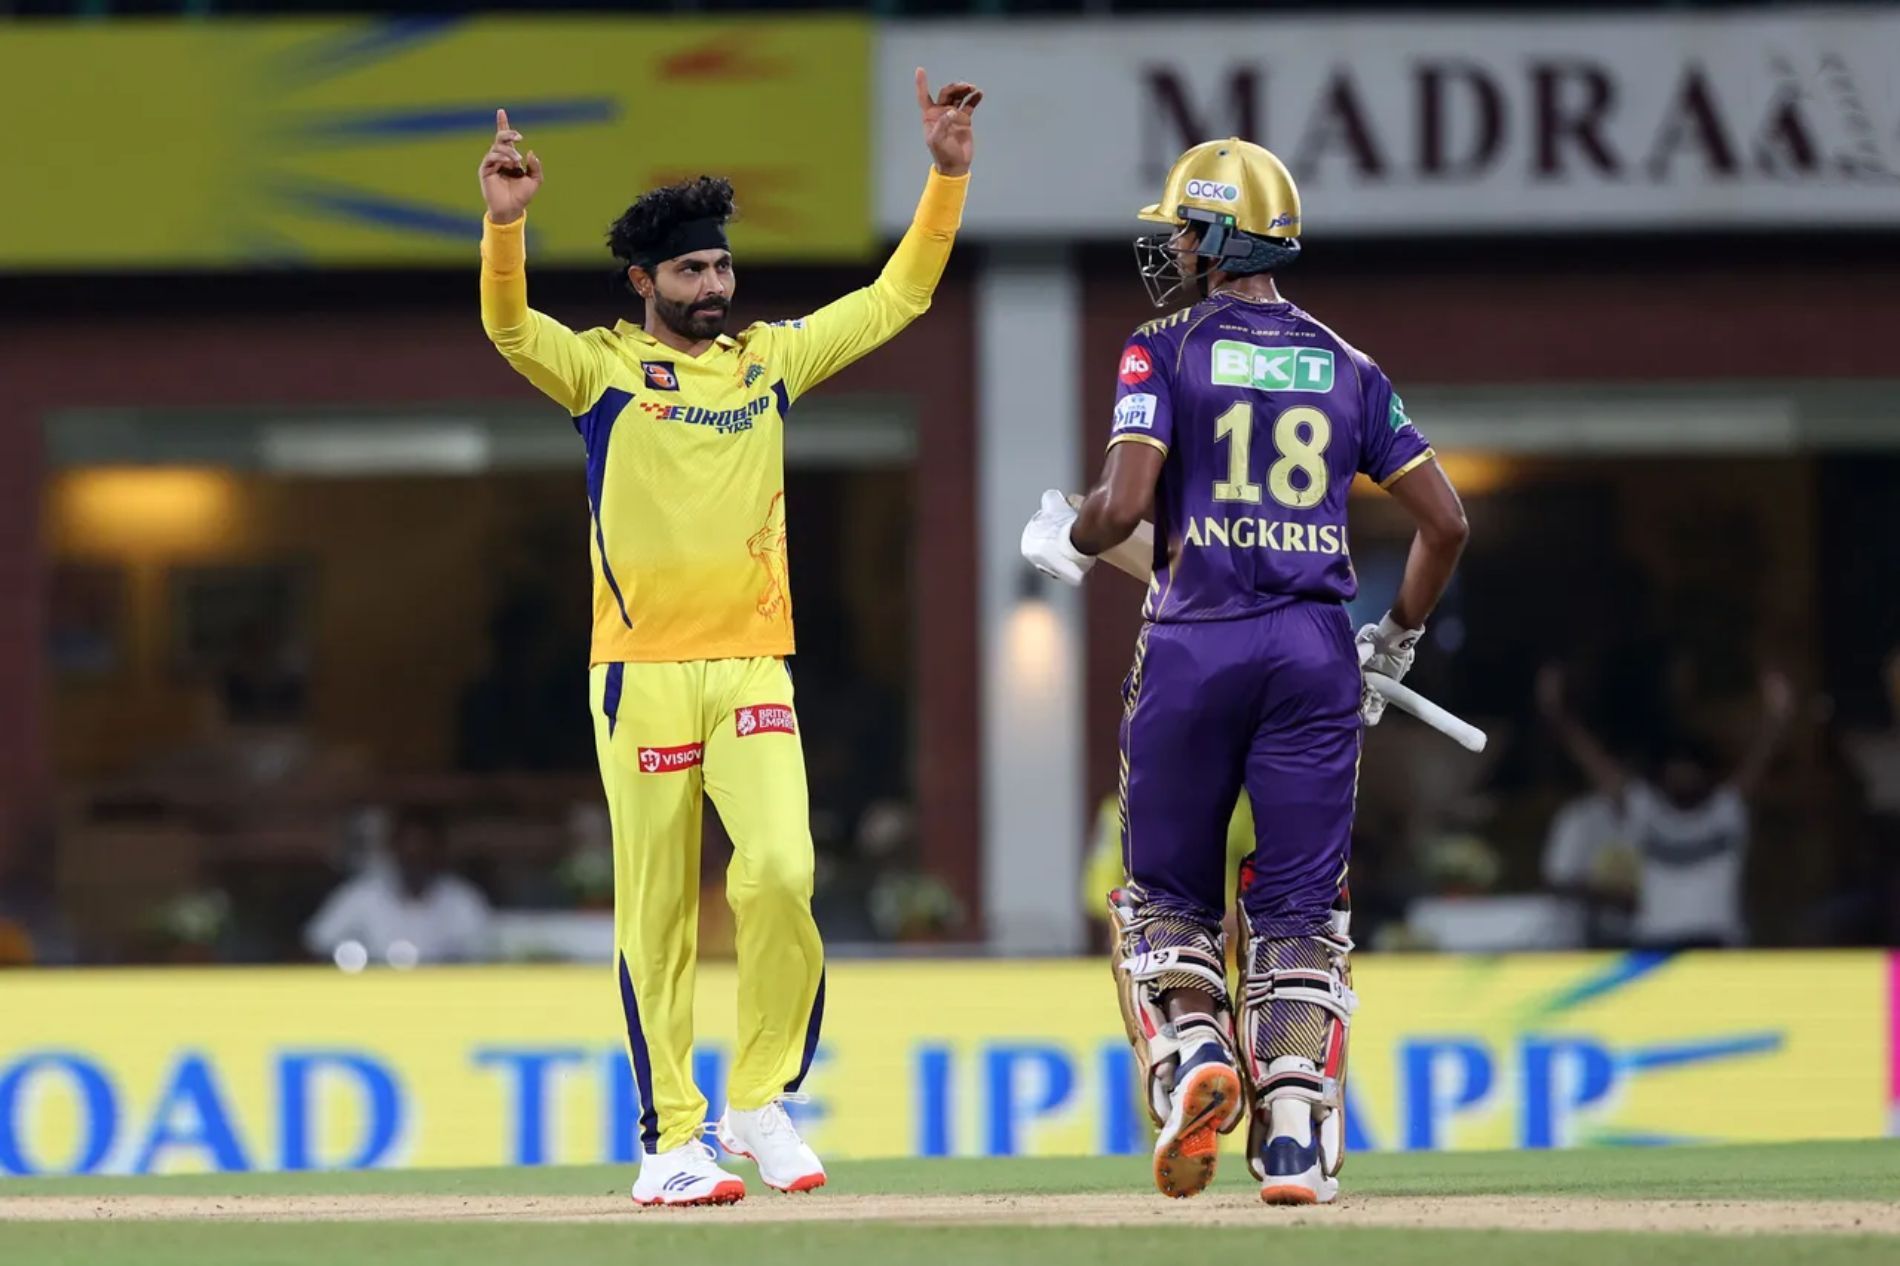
[481,169,968,665]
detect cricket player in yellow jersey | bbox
[478,70,981,1206]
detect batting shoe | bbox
[1257,1058,1339,1206]
[1151,1041,1244,1198]
[631,1140,746,1208]
[716,1098,827,1194]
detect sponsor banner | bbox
[2,17,870,269]
[0,953,1886,1175]
[876,14,1900,237]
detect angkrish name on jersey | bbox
[1183,516,1348,555]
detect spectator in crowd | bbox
[1536,665,1795,951]
[1540,785,1638,947]
[303,807,494,966]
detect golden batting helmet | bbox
[1134,138,1302,307]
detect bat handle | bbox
[1366,674,1488,753]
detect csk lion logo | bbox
[748,492,790,620]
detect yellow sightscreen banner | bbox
[2,17,871,269]
[0,953,1889,1174]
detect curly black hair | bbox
[605,175,737,268]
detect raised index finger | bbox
[914,67,933,111]
[496,108,510,136]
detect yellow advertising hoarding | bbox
[0,954,1889,1175]
[2,17,871,269]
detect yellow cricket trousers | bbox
[589,656,825,1155]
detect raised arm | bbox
[1536,664,1629,799]
[1730,670,1797,796]
[771,70,979,400]
[477,109,606,414]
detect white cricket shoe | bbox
[631,1140,746,1208]
[1257,1058,1339,1206]
[716,1098,827,1193]
[1151,1039,1244,1198]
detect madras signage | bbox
[876,14,1900,236]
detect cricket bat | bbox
[1069,493,1488,753]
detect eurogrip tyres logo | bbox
[638,394,774,435]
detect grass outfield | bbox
[1,1142,1896,1266]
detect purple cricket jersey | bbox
[1109,293,1433,622]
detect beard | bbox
[653,291,730,340]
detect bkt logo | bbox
[735,705,796,737]
[1185,179,1240,203]
[637,743,704,774]
[1210,340,1335,393]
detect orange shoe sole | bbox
[721,1142,826,1195]
[1152,1064,1242,1199]
[1259,1184,1319,1206]
[633,1181,746,1208]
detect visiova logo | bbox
[1185,179,1240,203]
[637,743,704,774]
[735,705,796,737]
[1118,345,1154,385]
[1210,341,1335,393]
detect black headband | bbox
[630,218,730,270]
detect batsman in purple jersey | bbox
[1022,139,1467,1206]
[1109,291,1433,940]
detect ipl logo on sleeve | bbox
[642,361,680,391]
[735,705,797,737]
[1114,393,1158,433]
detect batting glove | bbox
[1356,612,1424,726]
[1020,489,1095,587]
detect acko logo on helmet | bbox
[1185,179,1240,203]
